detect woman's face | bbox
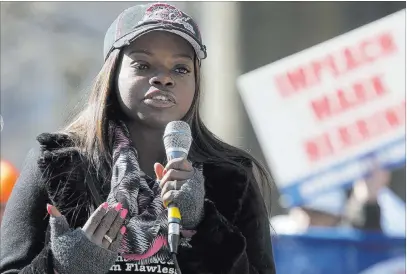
[116,31,196,129]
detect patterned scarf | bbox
[106,121,171,264]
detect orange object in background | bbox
[1,160,19,204]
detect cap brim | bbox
[110,25,207,60]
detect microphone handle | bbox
[168,203,181,254]
[166,150,187,254]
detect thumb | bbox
[154,163,165,180]
[47,204,70,237]
[47,203,62,217]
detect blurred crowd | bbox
[271,167,405,236]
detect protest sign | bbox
[237,10,406,207]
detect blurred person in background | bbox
[271,167,405,235]
[0,3,275,274]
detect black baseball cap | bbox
[103,3,207,61]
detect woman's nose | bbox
[149,73,175,88]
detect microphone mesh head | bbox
[163,121,192,156]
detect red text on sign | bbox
[310,74,387,121]
[304,101,405,162]
[274,32,397,98]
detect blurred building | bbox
[0,1,405,216]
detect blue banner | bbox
[279,137,406,208]
[272,228,406,274]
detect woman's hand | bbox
[81,202,127,249]
[47,202,127,274]
[155,158,206,229]
[155,158,194,205]
[48,202,127,250]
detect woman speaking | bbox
[0,3,275,274]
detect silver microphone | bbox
[163,121,192,254]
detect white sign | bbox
[237,10,406,207]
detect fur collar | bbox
[37,132,91,227]
[36,132,251,227]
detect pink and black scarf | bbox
[106,121,171,264]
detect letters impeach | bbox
[274,31,397,98]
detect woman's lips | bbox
[143,97,175,108]
[143,90,176,108]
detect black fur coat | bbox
[0,132,275,274]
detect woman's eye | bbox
[132,63,149,71]
[174,66,190,74]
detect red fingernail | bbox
[46,204,52,215]
[120,226,127,235]
[120,208,128,219]
[102,202,109,209]
[115,203,122,211]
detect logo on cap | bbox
[140,3,196,35]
